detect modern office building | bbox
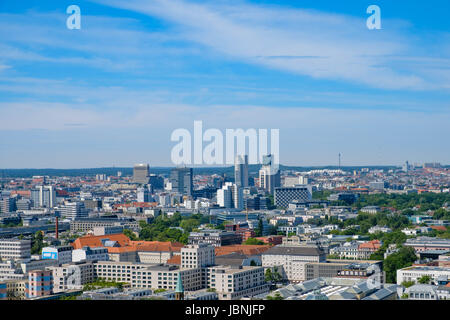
[60,202,88,220]
[217,182,243,210]
[274,186,313,208]
[148,174,164,190]
[170,167,193,196]
[15,199,32,211]
[30,186,56,208]
[188,230,242,247]
[258,154,280,194]
[234,155,249,188]
[0,239,31,261]
[137,187,151,203]
[0,197,16,214]
[133,164,150,184]
[245,195,269,211]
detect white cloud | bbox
[94,0,449,90]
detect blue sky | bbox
[0,0,449,168]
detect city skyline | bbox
[0,0,449,168]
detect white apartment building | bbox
[262,245,326,282]
[48,262,97,293]
[206,265,269,300]
[93,261,202,291]
[181,244,215,270]
[0,239,31,261]
[60,201,88,220]
[397,266,450,285]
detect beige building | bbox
[262,245,326,282]
[48,261,96,293]
[206,265,269,300]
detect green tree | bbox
[243,238,265,245]
[123,229,137,240]
[417,275,432,284]
[383,246,417,283]
[31,231,45,255]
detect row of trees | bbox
[316,211,412,236]
[354,192,450,212]
[134,212,210,244]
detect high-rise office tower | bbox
[217,182,243,210]
[137,186,152,202]
[132,163,150,184]
[31,186,56,208]
[234,155,249,188]
[170,167,193,196]
[259,154,280,194]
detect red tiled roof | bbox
[72,233,131,249]
[215,245,271,257]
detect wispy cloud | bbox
[94,0,449,90]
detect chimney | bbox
[55,216,59,239]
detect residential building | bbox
[26,270,53,299]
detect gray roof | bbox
[215,252,248,266]
[263,245,325,256]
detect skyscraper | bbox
[31,186,56,208]
[259,154,280,194]
[170,167,193,196]
[132,163,150,184]
[137,186,152,202]
[234,155,249,188]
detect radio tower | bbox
[338,153,341,170]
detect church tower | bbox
[175,275,184,300]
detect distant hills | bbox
[0,165,405,178]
